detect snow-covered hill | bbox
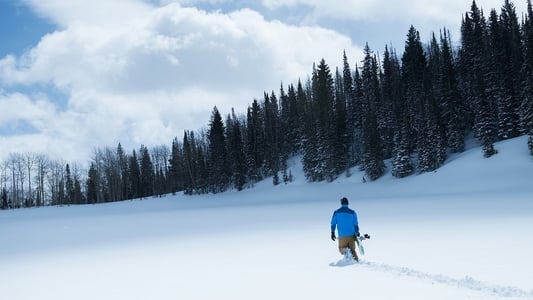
[1,136,532,300]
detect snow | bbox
[1,136,533,300]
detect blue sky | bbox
[0,0,527,165]
[0,1,55,57]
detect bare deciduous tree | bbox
[35,154,49,207]
[24,152,36,207]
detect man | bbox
[330,197,360,261]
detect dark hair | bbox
[340,197,349,205]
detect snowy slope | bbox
[1,136,532,300]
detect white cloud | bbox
[261,0,529,47]
[1,1,363,164]
[0,92,77,162]
[20,0,152,27]
[0,92,55,127]
[262,0,527,24]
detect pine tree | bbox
[382,44,414,178]
[315,59,339,180]
[191,133,209,193]
[422,33,447,172]
[1,188,8,209]
[301,72,325,182]
[182,131,197,194]
[117,143,129,200]
[360,44,385,180]
[391,122,414,178]
[86,163,98,204]
[155,167,165,197]
[496,0,523,139]
[351,66,364,167]
[439,28,466,153]
[402,25,436,170]
[65,164,74,204]
[460,1,498,157]
[263,91,281,176]
[302,118,323,181]
[302,60,333,181]
[522,0,533,155]
[73,176,84,204]
[168,137,183,193]
[207,106,229,193]
[246,99,265,184]
[286,83,303,154]
[343,51,362,167]
[129,150,141,199]
[226,110,247,191]
[140,145,154,198]
[57,178,65,206]
[486,9,506,133]
[381,45,403,159]
[334,67,348,175]
[279,82,298,159]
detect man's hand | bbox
[331,232,336,241]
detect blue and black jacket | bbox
[330,204,359,237]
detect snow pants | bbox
[337,236,358,261]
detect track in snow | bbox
[359,261,533,298]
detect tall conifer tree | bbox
[439,29,466,153]
[140,145,154,197]
[522,0,533,154]
[207,106,229,193]
[360,44,385,180]
[246,99,265,183]
[460,1,498,157]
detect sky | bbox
[0,135,532,299]
[0,0,529,165]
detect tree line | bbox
[2,0,533,209]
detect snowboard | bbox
[356,233,370,256]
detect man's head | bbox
[340,197,349,205]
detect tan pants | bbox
[338,236,359,261]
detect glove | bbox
[331,232,336,241]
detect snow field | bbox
[1,136,533,300]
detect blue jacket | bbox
[331,204,359,237]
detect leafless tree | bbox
[8,153,25,208]
[151,145,170,173]
[91,148,106,203]
[70,162,85,204]
[35,154,49,207]
[24,152,36,206]
[47,160,65,206]
[103,147,121,202]
[1,160,10,208]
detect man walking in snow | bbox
[330,197,360,261]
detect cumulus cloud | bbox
[261,0,529,48]
[0,92,56,129]
[0,92,79,162]
[20,0,152,27]
[262,0,527,24]
[1,0,363,164]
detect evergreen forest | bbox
[2,0,533,209]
